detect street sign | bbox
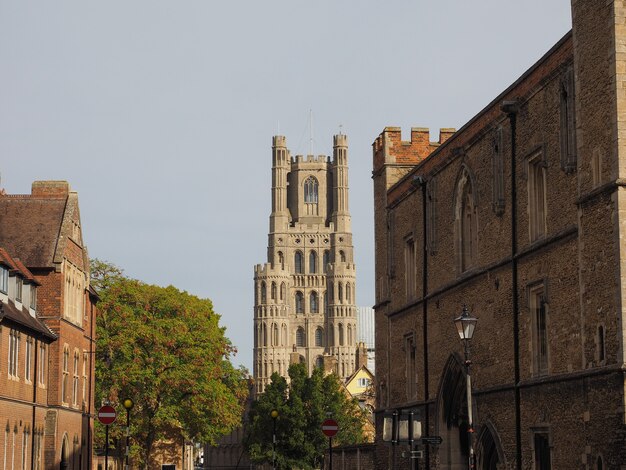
[322,418,339,437]
[98,405,117,425]
[421,436,443,446]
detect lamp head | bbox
[454,305,478,341]
[270,409,279,419]
[123,398,134,410]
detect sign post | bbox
[98,405,117,470]
[322,418,338,470]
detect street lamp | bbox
[271,409,279,470]
[122,398,134,470]
[454,305,478,470]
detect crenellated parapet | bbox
[372,126,455,178]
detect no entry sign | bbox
[322,418,339,437]
[98,405,117,425]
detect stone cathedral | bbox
[253,134,357,394]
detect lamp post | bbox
[454,305,478,470]
[122,398,134,470]
[270,409,278,470]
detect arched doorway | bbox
[60,435,70,470]
[436,354,471,470]
[476,421,505,470]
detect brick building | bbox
[373,1,626,468]
[0,181,97,469]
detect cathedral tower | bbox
[253,134,357,394]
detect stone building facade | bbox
[373,1,626,468]
[254,134,357,394]
[0,181,97,469]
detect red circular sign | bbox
[98,405,117,425]
[322,418,339,437]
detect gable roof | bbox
[0,181,86,270]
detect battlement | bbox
[292,154,330,164]
[334,133,348,147]
[273,135,287,148]
[372,127,455,173]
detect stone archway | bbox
[60,434,70,470]
[476,421,506,470]
[436,354,470,470]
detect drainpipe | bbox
[412,174,429,469]
[501,100,521,469]
[31,336,39,469]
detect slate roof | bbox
[0,195,67,268]
[1,300,57,340]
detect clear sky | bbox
[0,1,572,371]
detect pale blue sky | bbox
[0,1,572,370]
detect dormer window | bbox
[30,285,37,310]
[0,266,7,293]
[16,277,23,302]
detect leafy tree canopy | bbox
[91,259,248,468]
[246,363,368,469]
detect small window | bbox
[260,282,267,304]
[346,283,352,304]
[295,251,304,274]
[338,283,343,303]
[315,328,323,347]
[358,378,370,387]
[72,351,79,405]
[296,327,305,347]
[338,323,344,346]
[316,356,324,369]
[277,251,285,270]
[528,153,547,242]
[16,277,23,302]
[295,291,304,314]
[9,329,20,378]
[25,337,33,382]
[405,236,416,299]
[530,285,549,375]
[280,282,286,301]
[29,285,37,310]
[339,250,346,263]
[271,282,277,301]
[0,266,8,293]
[39,343,46,386]
[309,251,317,274]
[310,291,318,313]
[323,250,330,273]
[62,347,69,403]
[304,176,319,203]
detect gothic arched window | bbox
[271,282,277,301]
[454,166,478,273]
[280,282,286,301]
[296,327,305,347]
[309,251,317,274]
[346,283,351,304]
[295,291,304,313]
[339,250,346,263]
[278,251,284,270]
[315,327,324,347]
[310,291,319,313]
[260,282,267,304]
[304,176,319,203]
[338,323,344,346]
[295,251,304,274]
[323,250,330,273]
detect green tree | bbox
[91,259,248,469]
[246,363,368,469]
